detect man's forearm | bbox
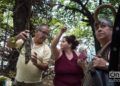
[35,63,48,71]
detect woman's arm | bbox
[76,51,87,71]
[51,27,67,60]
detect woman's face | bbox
[95,23,112,42]
[60,38,71,50]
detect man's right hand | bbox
[7,30,29,48]
[16,30,29,40]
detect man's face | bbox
[95,23,112,41]
[35,26,50,44]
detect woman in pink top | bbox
[51,28,85,86]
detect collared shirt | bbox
[15,39,51,83]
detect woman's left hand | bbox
[77,59,86,69]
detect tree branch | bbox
[84,0,89,7]
[71,0,91,15]
[64,6,87,16]
[51,3,88,17]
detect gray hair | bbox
[94,18,113,29]
[35,24,49,32]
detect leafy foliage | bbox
[0,0,119,52]
[0,0,14,46]
[110,0,120,6]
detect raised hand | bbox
[16,30,30,40]
[60,27,67,33]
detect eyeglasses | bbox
[39,30,49,36]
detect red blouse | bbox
[54,51,84,86]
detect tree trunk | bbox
[71,0,101,52]
[13,0,31,35]
[85,6,101,53]
[87,11,101,53]
[109,6,120,71]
